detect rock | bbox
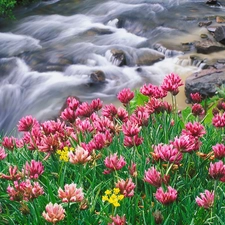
[216,16,225,23]
[194,39,225,54]
[214,26,225,44]
[105,49,126,66]
[206,0,220,6]
[185,67,225,102]
[135,48,165,66]
[153,43,183,57]
[90,70,106,83]
[198,21,212,27]
[207,26,219,33]
[200,34,208,39]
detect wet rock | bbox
[135,48,165,66]
[83,28,113,36]
[207,26,219,33]
[198,21,212,27]
[185,66,225,102]
[216,16,225,23]
[200,34,208,39]
[214,26,225,44]
[105,49,126,66]
[153,43,183,57]
[194,39,225,54]
[0,58,18,78]
[89,70,106,83]
[206,0,221,6]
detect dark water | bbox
[0,0,225,134]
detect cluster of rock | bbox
[185,0,225,102]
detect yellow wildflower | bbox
[113,188,120,195]
[105,189,112,195]
[102,188,124,207]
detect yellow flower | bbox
[56,146,74,162]
[105,190,112,195]
[113,188,120,195]
[102,195,109,202]
[117,195,124,201]
[102,188,124,207]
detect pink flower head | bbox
[0,147,7,160]
[117,88,134,105]
[60,107,77,123]
[182,122,206,138]
[144,167,162,188]
[2,136,15,151]
[155,186,177,205]
[104,153,126,174]
[213,143,225,159]
[58,183,84,203]
[161,73,183,96]
[190,92,202,103]
[17,115,38,132]
[153,143,182,164]
[90,98,103,112]
[123,135,143,147]
[102,104,118,121]
[42,203,65,223]
[117,107,129,122]
[67,96,80,110]
[115,178,136,197]
[108,214,126,225]
[140,84,167,99]
[192,104,205,117]
[196,190,214,209]
[23,160,44,179]
[68,145,91,164]
[209,160,225,180]
[1,166,22,181]
[128,162,137,177]
[212,113,225,128]
[75,102,94,117]
[122,120,141,137]
[130,108,150,127]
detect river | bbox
[0,0,224,134]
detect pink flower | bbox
[7,179,44,201]
[171,134,199,153]
[2,136,15,151]
[117,107,129,122]
[58,183,84,203]
[76,118,94,133]
[89,131,112,150]
[67,96,80,110]
[104,153,126,174]
[155,186,177,205]
[161,73,183,96]
[196,190,214,209]
[115,178,136,197]
[128,162,137,177]
[90,98,103,112]
[123,135,144,147]
[182,122,206,138]
[42,203,65,223]
[140,83,158,97]
[75,102,94,117]
[192,103,205,117]
[122,120,141,137]
[108,214,126,225]
[17,115,38,132]
[212,113,225,128]
[130,108,150,127]
[23,160,44,179]
[153,143,182,164]
[60,107,77,123]
[102,104,118,121]
[117,88,134,105]
[144,167,162,188]
[209,160,225,180]
[68,146,91,164]
[1,166,22,181]
[190,92,202,103]
[213,143,225,159]
[0,147,7,160]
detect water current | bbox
[0,0,225,134]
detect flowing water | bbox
[0,0,225,134]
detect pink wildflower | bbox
[75,102,94,117]
[102,104,118,121]
[117,88,134,105]
[23,160,44,179]
[144,167,162,188]
[123,135,143,147]
[104,153,126,174]
[209,160,225,180]
[213,143,225,159]
[90,98,103,112]
[60,107,77,123]
[68,146,91,164]
[182,122,206,138]
[190,92,202,103]
[212,113,225,128]
[0,147,7,160]
[153,143,182,164]
[155,186,177,205]
[161,73,183,96]
[17,115,38,132]
[192,103,205,117]
[58,183,84,203]
[122,120,141,137]
[67,96,80,110]
[196,190,214,209]
[1,166,22,181]
[42,203,65,223]
[115,178,136,197]
[128,162,137,177]
[108,214,126,225]
[2,136,15,151]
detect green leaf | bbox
[130,90,149,112]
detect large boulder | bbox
[194,39,225,54]
[185,66,225,102]
[105,49,126,66]
[214,26,225,45]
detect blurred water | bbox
[0,0,224,134]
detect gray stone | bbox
[194,39,225,54]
